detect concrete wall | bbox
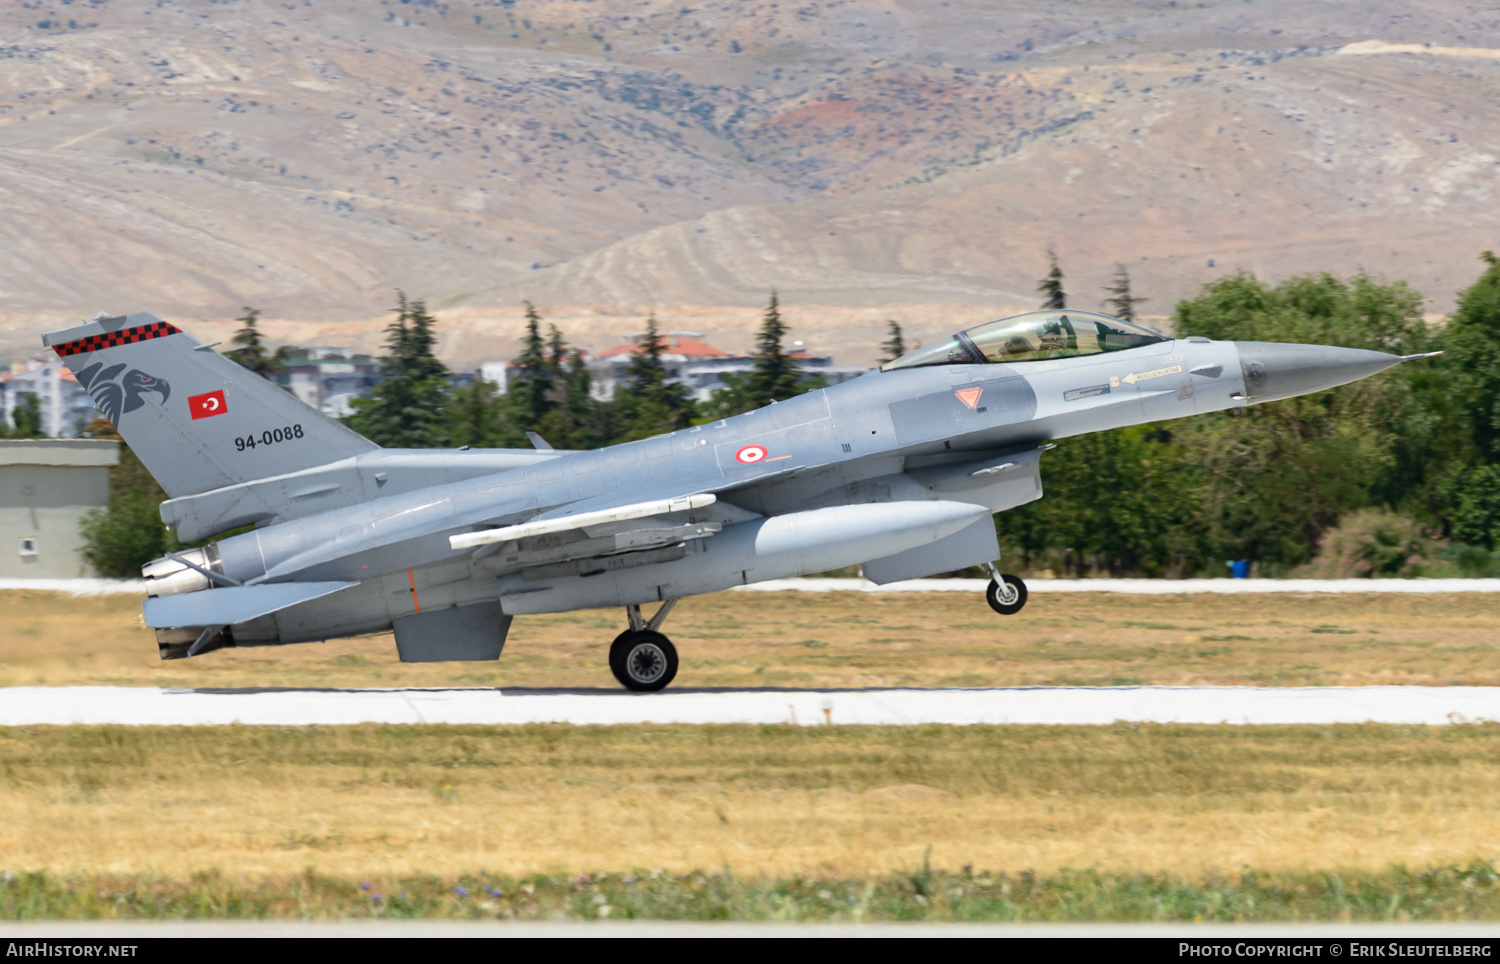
[0,440,120,578]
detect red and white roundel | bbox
[735,444,769,464]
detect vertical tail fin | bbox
[43,312,379,498]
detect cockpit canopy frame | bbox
[881,310,1169,371]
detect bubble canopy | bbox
[881,310,1170,371]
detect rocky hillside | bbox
[1,0,1497,365]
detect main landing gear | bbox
[984,562,1028,616]
[610,599,680,692]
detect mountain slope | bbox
[0,1,1496,365]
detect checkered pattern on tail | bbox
[52,321,181,358]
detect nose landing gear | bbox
[984,562,1028,616]
[610,599,680,691]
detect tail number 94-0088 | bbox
[236,424,304,452]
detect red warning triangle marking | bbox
[954,387,983,409]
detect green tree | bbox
[880,320,907,363]
[998,424,1209,577]
[79,491,173,577]
[546,324,569,377]
[464,308,616,450]
[1004,269,1439,576]
[1102,264,1146,322]
[1174,271,1428,352]
[445,375,508,448]
[705,292,821,417]
[744,292,810,405]
[1037,246,1066,310]
[527,324,593,449]
[563,348,613,448]
[505,301,555,434]
[1174,271,1429,569]
[1419,253,1500,548]
[5,393,44,438]
[1438,252,1500,462]
[345,292,452,447]
[224,307,291,378]
[613,314,697,441]
[1438,464,1500,549]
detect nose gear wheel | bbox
[986,574,1028,615]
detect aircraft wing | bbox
[258,454,807,581]
[449,459,809,551]
[143,581,357,628]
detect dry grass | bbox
[2,724,1498,880]
[3,589,1500,689]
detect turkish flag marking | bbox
[954,387,984,409]
[188,390,228,420]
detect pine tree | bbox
[565,348,594,418]
[393,294,445,381]
[525,320,588,448]
[562,347,610,448]
[626,315,670,390]
[880,319,907,363]
[225,307,290,378]
[546,324,569,374]
[614,313,696,441]
[445,375,505,447]
[1038,247,1067,310]
[705,293,821,418]
[345,291,452,447]
[1103,264,1147,322]
[507,301,555,432]
[743,292,809,406]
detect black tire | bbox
[986,575,1028,615]
[608,630,679,692]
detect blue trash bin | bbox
[1230,560,1250,579]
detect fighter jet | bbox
[42,309,1438,690]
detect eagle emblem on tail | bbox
[74,362,172,425]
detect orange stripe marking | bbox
[407,569,421,614]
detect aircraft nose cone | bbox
[1235,342,1406,401]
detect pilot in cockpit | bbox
[1035,314,1079,357]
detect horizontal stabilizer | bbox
[143,582,357,628]
[451,493,717,550]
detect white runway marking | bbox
[8,577,1500,596]
[1,686,1497,727]
[0,578,148,595]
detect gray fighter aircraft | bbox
[42,309,1437,690]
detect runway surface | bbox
[2,685,1497,726]
[745,577,1500,593]
[7,577,1500,596]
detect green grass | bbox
[5,863,1499,921]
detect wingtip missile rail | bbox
[450,493,719,550]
